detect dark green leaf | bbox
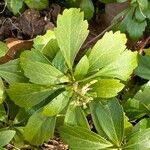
[0,59,27,84]
[90,99,124,147]
[24,110,56,145]
[65,104,89,129]
[0,130,16,147]
[43,91,70,116]
[24,0,49,10]
[7,83,55,107]
[59,125,113,150]
[123,128,150,150]
[135,54,150,80]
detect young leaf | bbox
[92,79,124,98]
[43,91,70,116]
[88,31,127,72]
[59,125,113,150]
[33,30,59,60]
[54,8,89,70]
[74,55,89,80]
[0,59,27,84]
[24,110,56,145]
[0,130,16,147]
[6,0,24,15]
[24,0,49,10]
[0,78,5,104]
[123,128,150,150]
[90,99,124,147]
[7,83,55,107]
[94,51,137,81]
[65,104,90,129]
[0,42,9,57]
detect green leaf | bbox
[0,104,6,121]
[90,99,124,147]
[0,42,9,57]
[59,125,113,150]
[52,51,68,74]
[33,30,59,60]
[43,91,70,116]
[24,110,56,145]
[133,118,150,133]
[20,51,69,85]
[94,51,137,81]
[0,78,5,104]
[135,54,150,80]
[65,104,90,129]
[123,98,149,120]
[0,59,27,84]
[7,83,55,107]
[20,49,51,64]
[74,55,89,80]
[126,18,147,40]
[92,79,124,98]
[24,0,49,10]
[123,128,150,150]
[79,0,94,20]
[54,8,89,70]
[6,0,24,15]
[0,130,16,147]
[88,31,127,72]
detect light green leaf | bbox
[54,8,89,70]
[24,110,56,145]
[94,51,137,81]
[79,0,94,20]
[0,42,9,57]
[92,79,124,98]
[20,51,69,85]
[0,130,16,147]
[59,125,113,150]
[123,128,150,150]
[24,0,49,10]
[33,30,59,60]
[90,99,124,147]
[6,0,24,15]
[135,54,150,80]
[88,31,127,72]
[74,55,89,80]
[7,83,55,107]
[65,104,90,129]
[0,59,27,84]
[0,78,5,104]
[20,49,51,64]
[43,91,70,116]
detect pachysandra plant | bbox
[2,8,139,148]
